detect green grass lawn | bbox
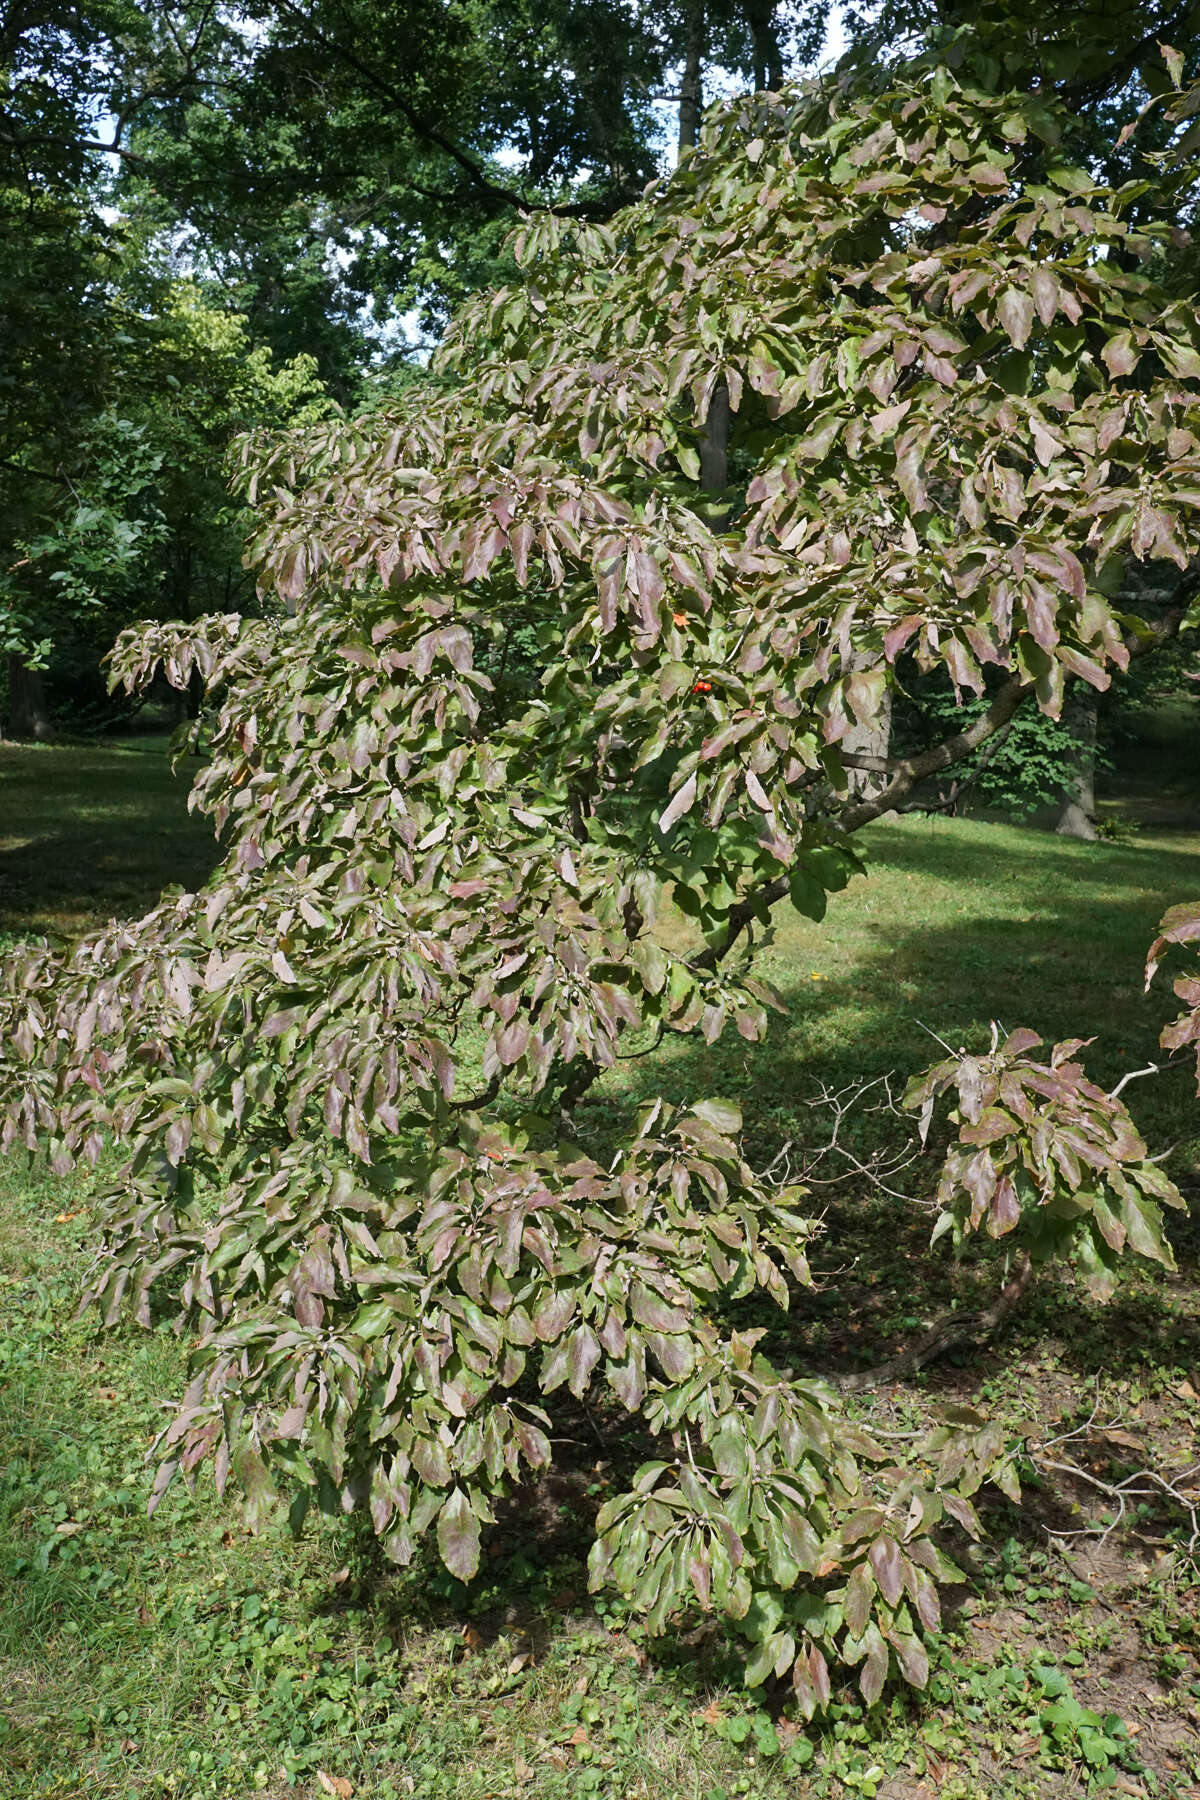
[2,738,1200,1798]
[0,736,217,942]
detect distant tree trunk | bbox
[745,0,783,90]
[699,375,730,494]
[1056,691,1098,840]
[6,655,53,741]
[678,2,704,154]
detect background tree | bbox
[0,255,331,737]
[3,1,835,736]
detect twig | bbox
[1032,1390,1200,1555]
[1109,1062,1160,1100]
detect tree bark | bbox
[678,2,704,154]
[6,655,53,740]
[842,649,893,802]
[1056,690,1098,840]
[745,0,783,90]
[698,375,730,494]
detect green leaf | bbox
[690,1097,741,1134]
[789,868,827,921]
[437,1487,481,1581]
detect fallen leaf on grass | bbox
[507,1653,531,1676]
[1101,1429,1146,1451]
[316,1774,354,1799]
[461,1625,485,1653]
[696,1700,723,1726]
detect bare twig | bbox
[1109,1062,1161,1100]
[1029,1383,1200,1555]
[789,1072,926,1203]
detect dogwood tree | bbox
[3,33,1198,1710]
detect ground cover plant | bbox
[3,22,1200,1791]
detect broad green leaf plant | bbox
[2,32,1197,1711]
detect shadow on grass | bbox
[591,815,1200,1394]
[0,741,219,936]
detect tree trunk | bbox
[1056,691,1098,840]
[745,0,783,90]
[678,2,704,154]
[6,655,53,740]
[699,375,730,494]
[842,650,893,802]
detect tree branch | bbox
[1055,0,1200,112]
[829,1251,1035,1393]
[687,679,1031,974]
[0,128,154,169]
[266,0,607,220]
[0,455,66,487]
[840,673,1033,832]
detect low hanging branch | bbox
[830,1253,1035,1394]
